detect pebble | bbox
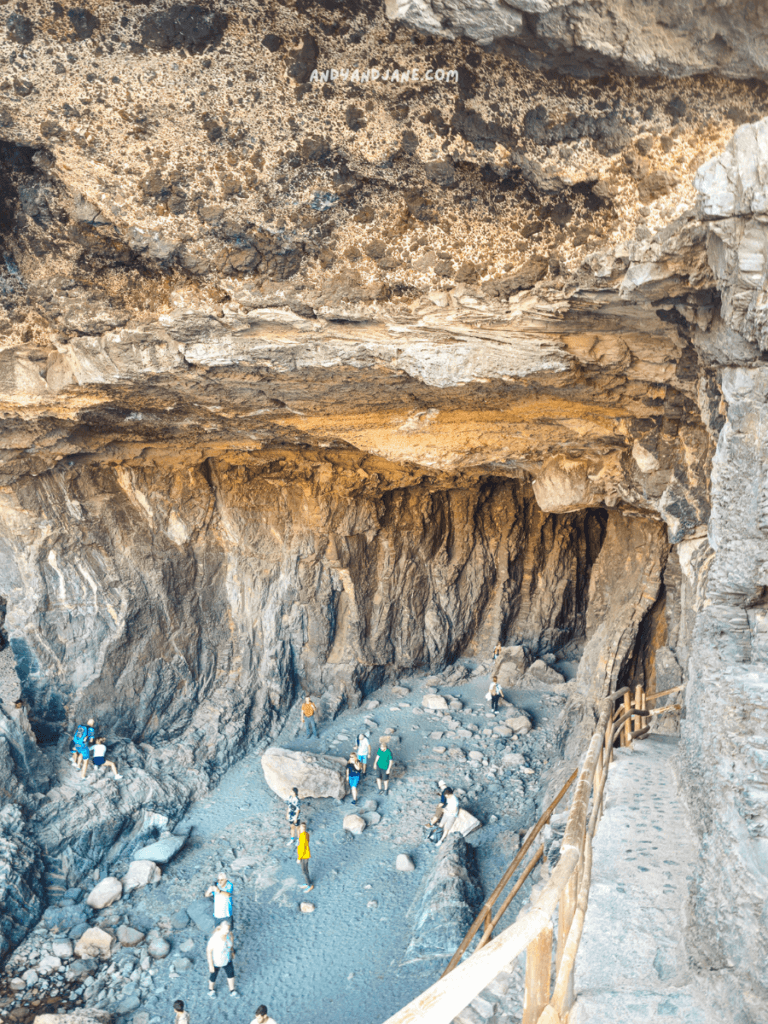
[300,902,315,913]
[432,746,447,753]
[367,900,378,909]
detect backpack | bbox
[73,725,87,744]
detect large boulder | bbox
[403,833,482,963]
[422,694,449,710]
[261,746,348,800]
[86,877,122,910]
[186,898,215,934]
[523,659,567,689]
[123,860,161,892]
[132,830,189,864]
[74,927,114,960]
[494,645,529,687]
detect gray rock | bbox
[403,834,482,963]
[186,899,215,934]
[173,956,192,971]
[132,832,188,865]
[117,994,142,1013]
[52,938,74,958]
[147,935,171,959]
[170,908,190,930]
[116,925,145,947]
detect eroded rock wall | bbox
[0,460,606,744]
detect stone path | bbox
[571,735,715,1024]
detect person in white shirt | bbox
[356,733,371,775]
[436,787,460,846]
[250,1005,278,1024]
[84,738,122,780]
[206,919,238,998]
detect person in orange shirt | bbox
[301,696,318,738]
[297,822,313,892]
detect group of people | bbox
[200,870,277,1017]
[68,718,122,780]
[346,733,393,802]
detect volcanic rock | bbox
[261,747,348,800]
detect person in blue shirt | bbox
[206,872,234,926]
[70,718,95,770]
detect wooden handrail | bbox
[379,682,682,1024]
[441,770,578,976]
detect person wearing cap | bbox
[206,871,234,926]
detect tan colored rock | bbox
[123,860,161,892]
[74,927,114,960]
[261,746,348,800]
[454,808,483,838]
[86,876,122,909]
[300,902,315,913]
[507,716,532,736]
[343,813,367,834]
[147,936,171,959]
[422,694,449,710]
[524,660,567,689]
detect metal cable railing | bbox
[380,681,679,1024]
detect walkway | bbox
[570,735,714,1024]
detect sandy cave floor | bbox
[11,665,567,1024]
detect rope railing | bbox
[379,682,664,1024]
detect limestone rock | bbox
[523,660,567,689]
[343,813,367,834]
[261,747,348,800]
[132,832,188,865]
[422,694,449,710]
[397,854,416,871]
[52,938,74,958]
[74,927,114,960]
[116,925,145,947]
[86,877,123,910]
[123,859,162,892]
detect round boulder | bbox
[342,813,366,834]
[147,935,171,959]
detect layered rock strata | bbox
[0,2,767,1019]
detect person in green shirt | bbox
[374,738,393,795]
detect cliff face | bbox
[1,0,768,1016]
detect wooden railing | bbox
[380,681,682,1024]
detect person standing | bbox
[436,787,460,847]
[206,920,238,998]
[250,1006,278,1024]
[71,718,95,770]
[297,821,313,892]
[301,695,318,738]
[285,787,301,845]
[374,737,393,796]
[356,733,371,775]
[493,642,502,661]
[346,752,362,804]
[489,677,503,714]
[172,999,190,1024]
[205,872,234,926]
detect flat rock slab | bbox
[186,898,216,934]
[261,746,348,800]
[572,737,717,1024]
[132,831,189,864]
[33,1012,114,1024]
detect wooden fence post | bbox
[623,692,632,746]
[556,870,577,972]
[522,921,553,1024]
